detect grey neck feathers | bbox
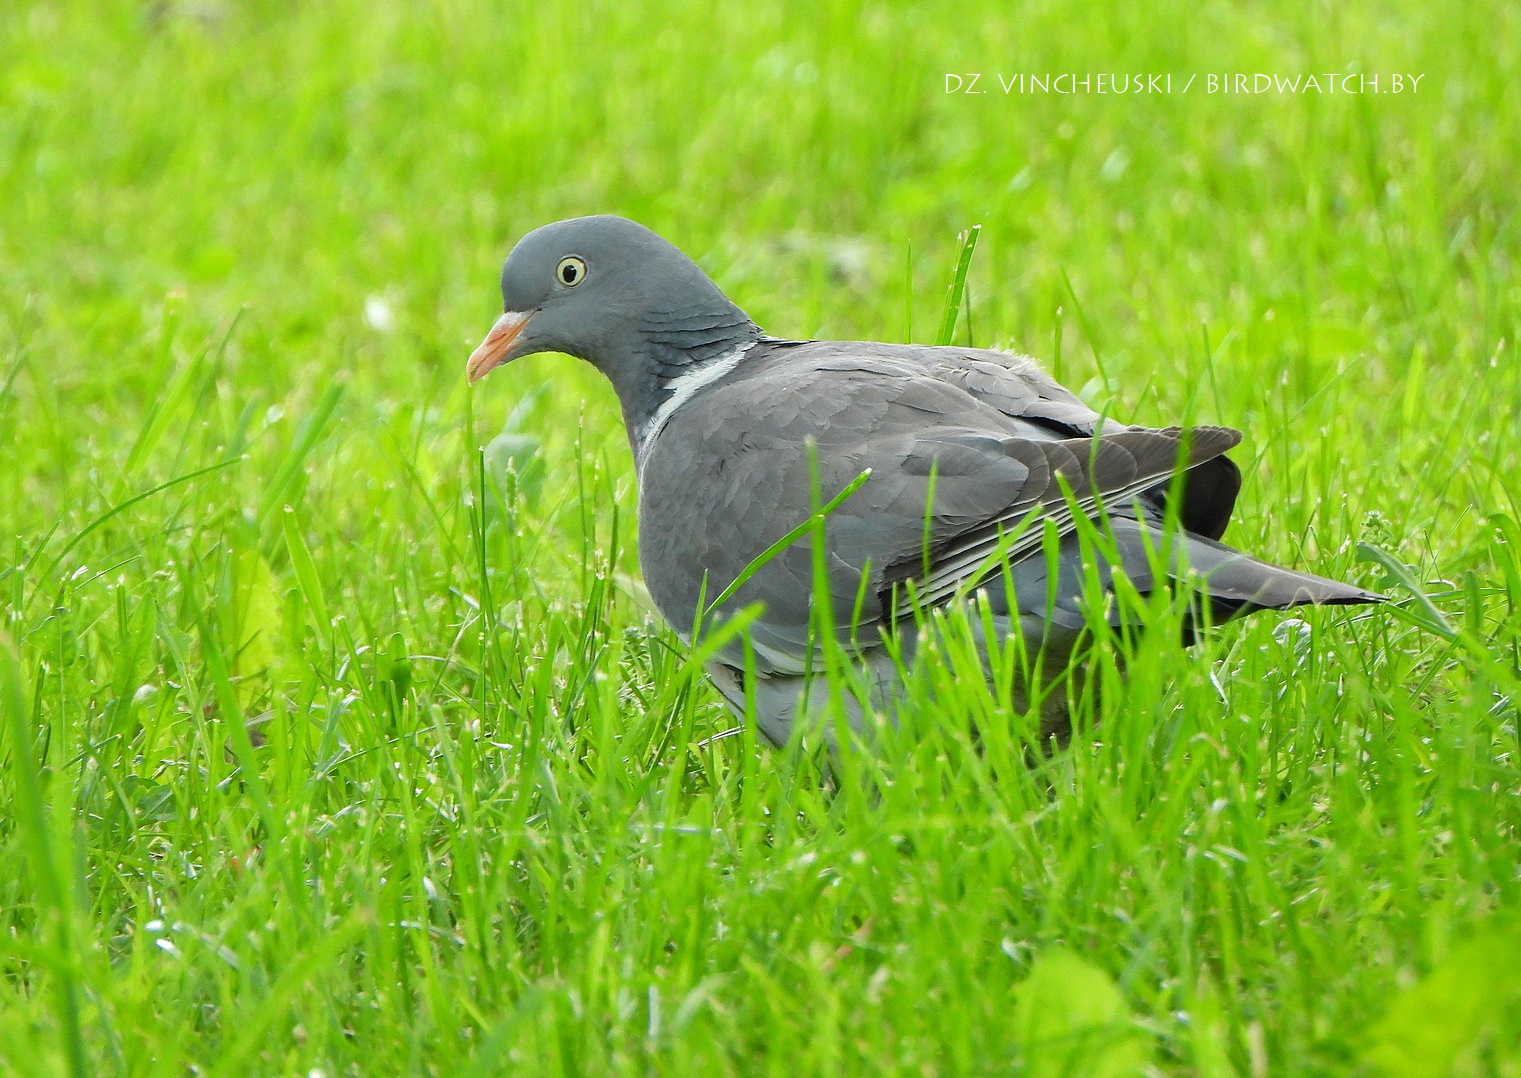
[612,304,761,446]
[641,305,760,371]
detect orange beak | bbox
[466,310,533,383]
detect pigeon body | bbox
[468,216,1382,746]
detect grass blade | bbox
[936,224,981,346]
[1,634,88,1078]
[259,383,345,523]
[282,504,332,633]
[37,455,245,599]
[702,467,873,619]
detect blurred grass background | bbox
[1,0,1518,1074]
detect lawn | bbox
[1,0,1518,1074]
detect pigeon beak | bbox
[466,310,534,383]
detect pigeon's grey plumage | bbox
[468,215,1382,747]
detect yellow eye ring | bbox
[556,256,587,286]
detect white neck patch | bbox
[636,341,754,466]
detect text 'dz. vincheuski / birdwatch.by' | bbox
[465,216,1384,749]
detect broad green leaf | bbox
[1014,949,1151,1078]
[1363,920,1521,1077]
[226,544,281,706]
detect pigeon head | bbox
[467,216,761,439]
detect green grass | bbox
[2,0,1519,1073]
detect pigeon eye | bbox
[556,256,587,287]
